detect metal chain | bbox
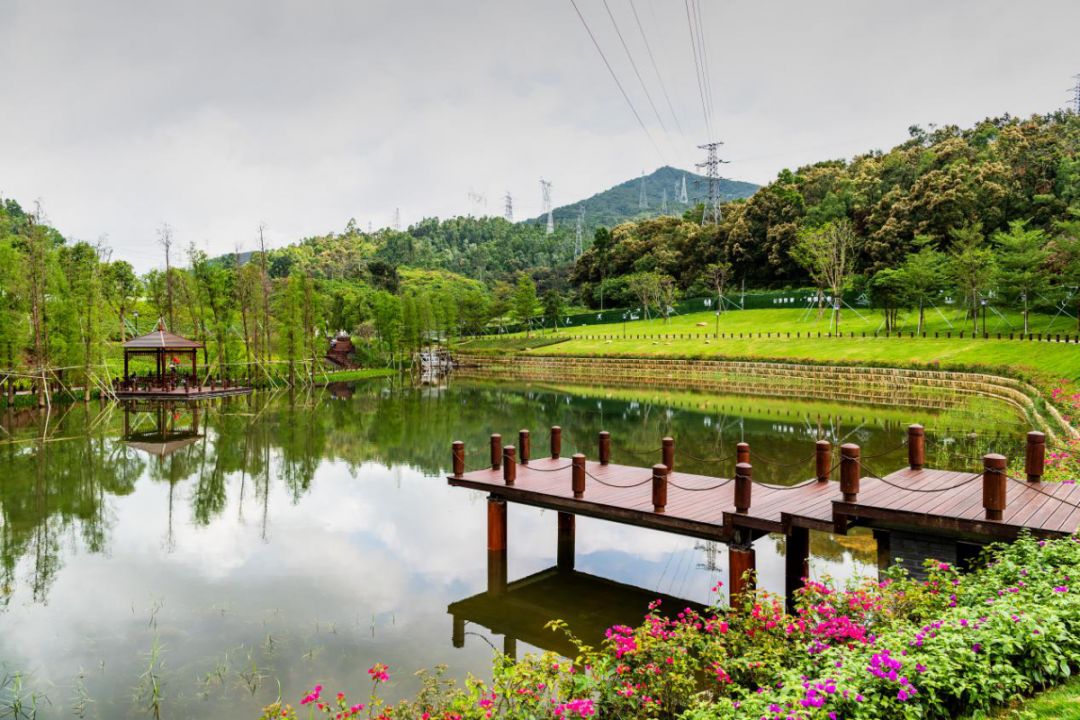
[519,463,573,473]
[583,469,653,489]
[860,462,983,492]
[858,440,910,461]
[668,477,734,491]
[1004,474,1080,512]
[748,451,817,469]
[679,450,734,464]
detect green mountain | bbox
[525,165,758,230]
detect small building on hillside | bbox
[326,331,357,369]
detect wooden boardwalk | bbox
[449,457,1080,542]
[447,426,1080,603]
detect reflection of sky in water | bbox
[0,382,1022,718]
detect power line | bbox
[692,0,715,116]
[600,0,669,136]
[567,0,664,160]
[683,0,711,137]
[628,0,685,140]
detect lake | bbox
[0,377,1028,718]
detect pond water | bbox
[0,377,1029,718]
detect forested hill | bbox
[524,165,758,229]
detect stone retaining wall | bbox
[456,355,1072,438]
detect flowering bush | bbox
[262,533,1080,720]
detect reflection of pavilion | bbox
[122,401,203,458]
[449,565,703,660]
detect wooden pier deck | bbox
[114,384,252,400]
[447,426,1080,603]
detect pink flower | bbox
[368,663,390,683]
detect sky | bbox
[1,0,1078,270]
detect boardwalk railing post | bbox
[983,454,1006,521]
[1026,431,1045,482]
[785,526,810,614]
[452,441,465,479]
[908,424,925,470]
[652,464,668,513]
[550,426,562,459]
[572,454,586,498]
[736,441,750,466]
[557,512,575,572]
[599,431,611,465]
[518,429,530,465]
[815,440,831,482]
[735,462,752,513]
[487,496,507,596]
[662,437,675,473]
[840,443,860,502]
[490,434,503,470]
[503,446,516,485]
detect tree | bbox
[511,274,538,337]
[1050,209,1080,331]
[704,261,733,335]
[948,224,996,335]
[790,219,859,333]
[104,260,140,342]
[542,290,565,332]
[896,238,946,334]
[657,275,677,323]
[869,268,905,333]
[626,272,662,320]
[992,220,1050,335]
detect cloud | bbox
[1,0,1077,269]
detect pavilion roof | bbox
[123,319,203,349]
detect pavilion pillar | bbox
[191,350,197,389]
[502,635,517,661]
[784,526,810,613]
[487,496,507,596]
[557,512,575,573]
[123,352,129,384]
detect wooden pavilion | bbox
[116,319,251,399]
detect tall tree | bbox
[896,238,946,334]
[511,274,537,337]
[992,220,1050,335]
[790,219,859,333]
[704,261,733,335]
[948,224,996,335]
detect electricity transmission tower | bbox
[540,179,554,234]
[638,172,648,209]
[695,141,728,224]
[504,192,513,222]
[574,207,585,258]
[695,541,722,572]
[678,174,689,204]
[393,208,401,231]
[1071,74,1080,114]
[660,187,668,214]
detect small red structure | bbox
[326,331,357,369]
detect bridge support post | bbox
[452,441,465,479]
[784,526,810,613]
[452,615,465,648]
[729,529,756,602]
[487,496,507,596]
[557,512,575,572]
[873,529,891,579]
[503,635,517,661]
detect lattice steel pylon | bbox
[540,179,554,234]
[504,192,513,222]
[1071,74,1080,114]
[639,172,648,209]
[393,207,401,231]
[695,141,728,225]
[678,174,689,204]
[574,207,585,258]
[660,187,668,214]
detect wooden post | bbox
[490,433,502,470]
[572,454,586,498]
[557,512,575,572]
[452,615,465,648]
[736,441,750,466]
[784,526,810,613]
[729,536,756,600]
[908,424,925,470]
[734,462,752,513]
[487,496,507,595]
[1026,431,1045,482]
[651,463,668,512]
[982,453,1006,521]
[662,436,675,473]
[452,441,465,479]
[518,429,530,465]
[815,440,831,482]
[840,443,860,502]
[599,431,611,465]
[873,529,892,580]
[503,446,516,485]
[550,426,562,459]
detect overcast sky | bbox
[1,0,1077,270]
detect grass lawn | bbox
[981,674,1080,719]
[320,368,396,382]
[461,309,1080,390]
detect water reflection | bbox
[0,379,1028,718]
